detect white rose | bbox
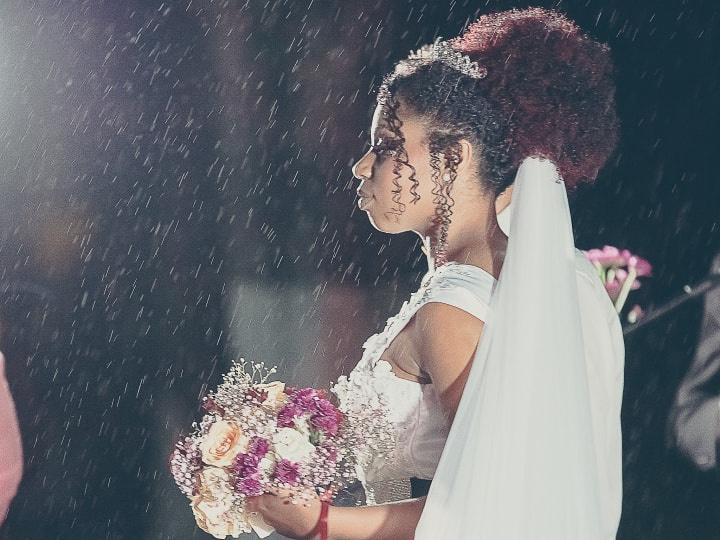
[293,417,312,438]
[272,427,316,463]
[200,420,250,467]
[191,468,243,539]
[255,381,287,410]
[258,453,277,477]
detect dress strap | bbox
[416,262,496,322]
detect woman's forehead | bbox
[370,102,422,143]
[370,105,390,141]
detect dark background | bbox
[0,0,718,538]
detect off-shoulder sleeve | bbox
[418,266,495,323]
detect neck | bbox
[419,204,507,278]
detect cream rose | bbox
[258,454,277,476]
[200,420,250,467]
[272,427,316,462]
[293,416,312,439]
[256,381,287,409]
[191,468,244,539]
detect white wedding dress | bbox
[341,250,624,537]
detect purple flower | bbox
[233,452,260,478]
[309,398,342,436]
[236,475,264,497]
[277,403,302,428]
[273,459,300,485]
[310,412,340,437]
[290,388,319,411]
[248,437,270,457]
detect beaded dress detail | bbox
[334,262,496,503]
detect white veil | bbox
[415,156,603,539]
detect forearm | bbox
[326,497,425,540]
[672,395,720,471]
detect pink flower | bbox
[232,452,260,478]
[277,403,302,428]
[307,397,342,436]
[603,268,644,302]
[291,388,320,411]
[273,459,300,485]
[585,246,628,268]
[235,475,263,496]
[627,254,653,277]
[248,437,270,457]
[584,245,653,276]
[617,269,642,290]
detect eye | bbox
[371,138,400,158]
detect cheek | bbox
[372,154,435,216]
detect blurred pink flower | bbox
[585,245,628,268]
[585,245,653,276]
[584,246,653,311]
[627,254,653,277]
[627,304,645,324]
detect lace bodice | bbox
[336,262,497,500]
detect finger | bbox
[245,496,259,513]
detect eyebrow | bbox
[372,129,395,143]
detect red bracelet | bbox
[303,500,329,540]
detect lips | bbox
[358,197,372,210]
[357,190,373,210]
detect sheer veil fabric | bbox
[415,156,606,539]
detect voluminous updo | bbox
[379,7,619,195]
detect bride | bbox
[247,8,624,539]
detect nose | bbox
[352,149,374,182]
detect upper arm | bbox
[412,302,485,424]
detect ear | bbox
[456,138,474,176]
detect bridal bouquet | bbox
[171,359,392,539]
[585,245,652,318]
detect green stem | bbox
[614,266,637,313]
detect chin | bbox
[367,212,410,234]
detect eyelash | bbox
[371,139,399,158]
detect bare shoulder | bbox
[411,302,485,421]
[412,302,484,373]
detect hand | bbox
[245,488,323,539]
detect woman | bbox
[247,8,623,539]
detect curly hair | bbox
[379,7,619,198]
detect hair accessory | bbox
[407,37,487,79]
